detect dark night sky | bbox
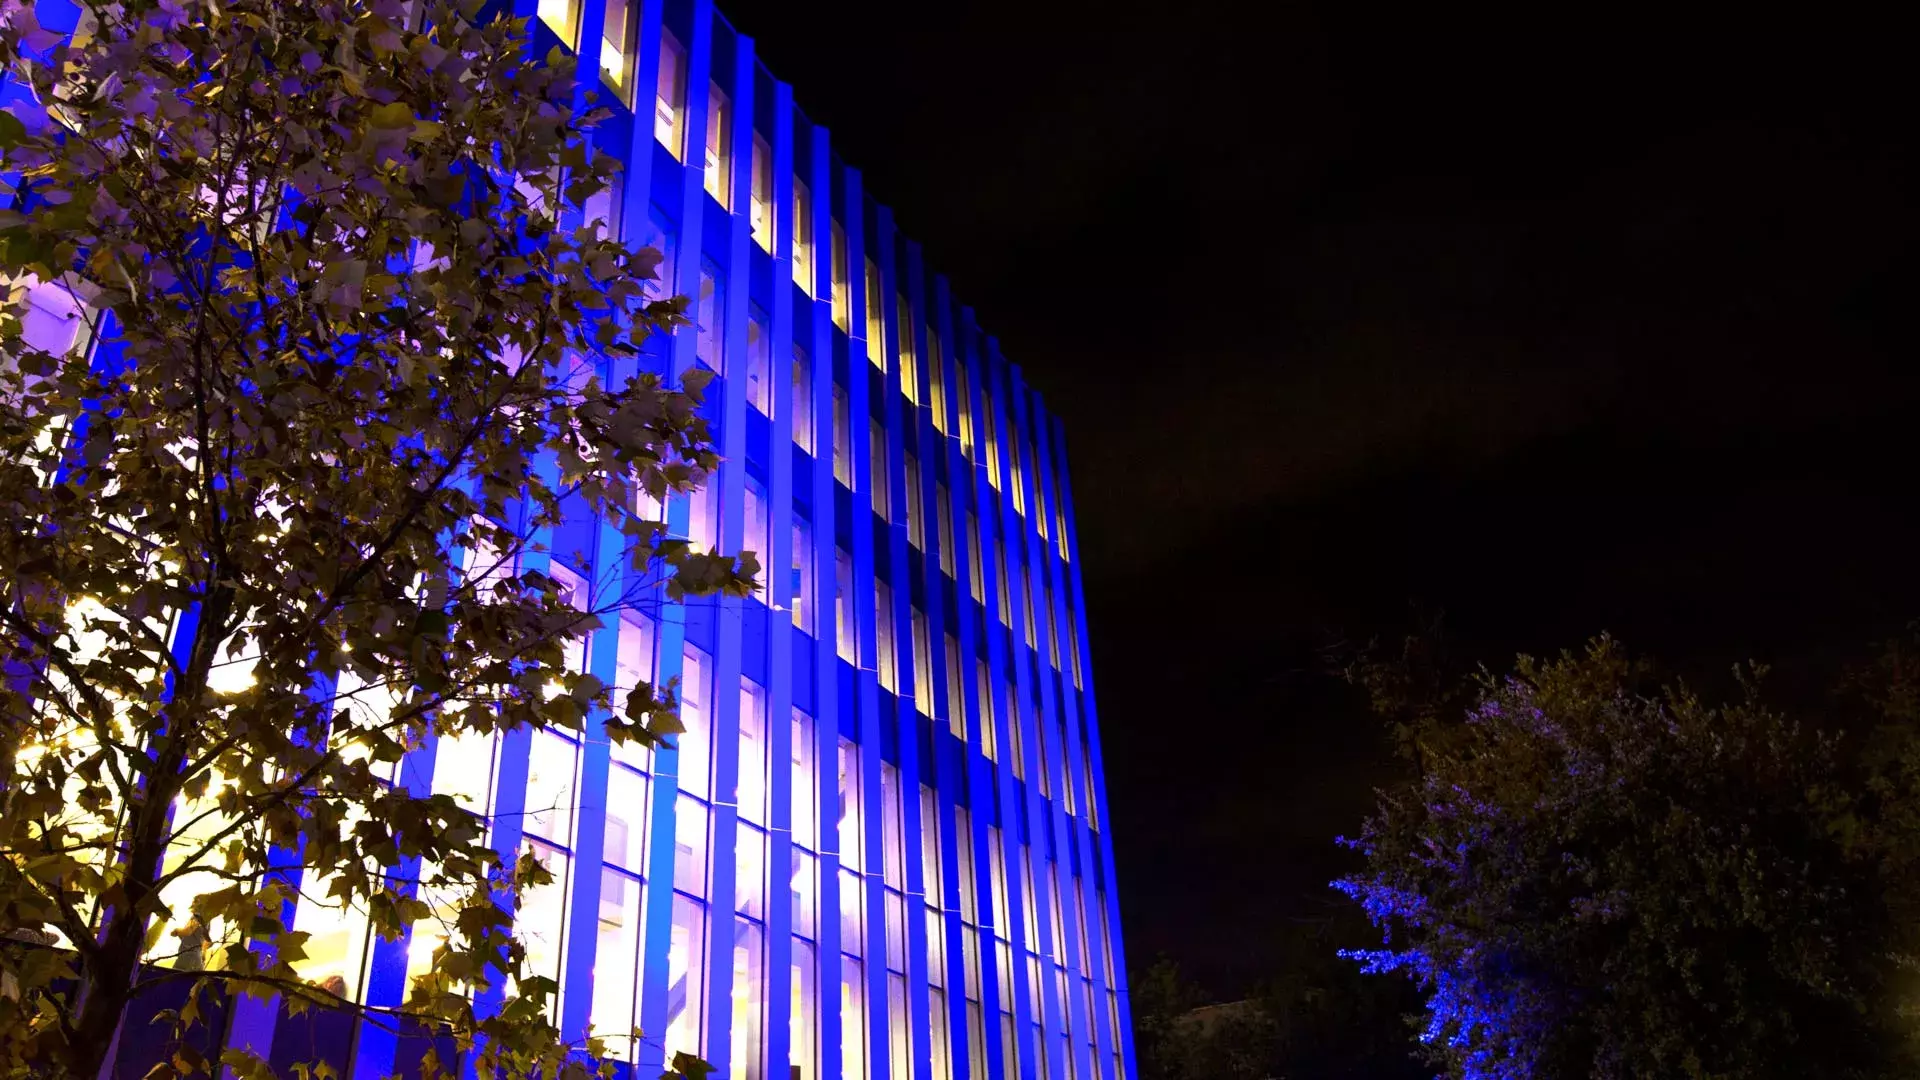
[718,0,1917,996]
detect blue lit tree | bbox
[0,1,745,1078]
[1337,637,1920,1079]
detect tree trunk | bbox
[66,583,231,1080]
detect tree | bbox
[1337,637,1920,1079]
[0,1,752,1078]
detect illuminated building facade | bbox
[7,0,1132,1078]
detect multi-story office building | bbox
[521,3,1137,1078]
[6,1,1132,1078]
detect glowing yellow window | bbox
[896,293,917,403]
[1010,428,1026,517]
[956,359,974,455]
[864,259,884,368]
[598,0,636,105]
[750,135,774,252]
[792,179,814,294]
[928,332,946,434]
[830,221,849,331]
[981,395,1000,491]
[654,30,686,158]
[704,82,732,208]
[538,0,581,48]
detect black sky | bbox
[717,0,1918,996]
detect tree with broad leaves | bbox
[1337,636,1920,1080]
[0,0,750,1078]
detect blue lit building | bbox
[498,2,1135,1077]
[8,1,1132,1078]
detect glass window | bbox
[1097,891,1115,985]
[874,581,897,693]
[830,221,849,332]
[792,708,818,850]
[1067,612,1082,689]
[687,473,717,553]
[675,794,710,899]
[885,894,907,976]
[833,385,852,486]
[967,1001,988,1080]
[537,0,580,48]
[1074,881,1093,978]
[791,848,818,939]
[738,679,768,825]
[929,332,947,435]
[654,30,687,159]
[929,987,954,1080]
[956,361,975,457]
[981,395,1000,490]
[904,453,923,549]
[880,764,904,892]
[1049,866,1067,961]
[955,807,977,926]
[289,864,373,1001]
[746,307,772,416]
[732,918,766,1080]
[592,865,643,1055]
[987,830,1009,939]
[937,483,955,577]
[920,784,942,902]
[966,512,983,604]
[583,169,623,243]
[744,479,771,574]
[433,730,500,818]
[944,636,965,743]
[679,646,712,798]
[837,739,863,872]
[736,823,766,920]
[1007,690,1024,781]
[517,840,572,1013]
[834,547,856,663]
[1011,428,1027,518]
[597,0,636,104]
[841,955,869,1080]
[792,180,814,295]
[1083,747,1099,830]
[614,614,660,764]
[959,926,981,1008]
[864,260,885,368]
[605,766,649,871]
[840,868,865,957]
[897,294,918,404]
[1023,568,1037,649]
[792,939,818,1080]
[639,204,679,315]
[1019,853,1039,952]
[1044,586,1060,671]
[926,905,948,988]
[870,418,890,520]
[705,82,732,208]
[911,609,932,718]
[666,894,707,1061]
[995,550,1010,627]
[792,345,816,454]
[791,517,815,636]
[888,973,911,1080]
[750,135,774,252]
[525,731,580,847]
[695,261,724,371]
[975,660,996,763]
